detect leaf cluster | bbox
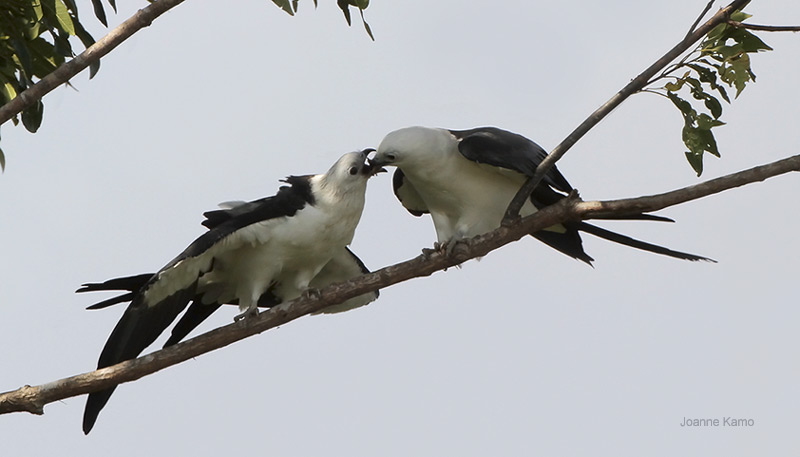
[0,0,116,170]
[271,0,373,39]
[649,11,772,176]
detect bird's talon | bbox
[233,306,259,322]
[302,288,322,300]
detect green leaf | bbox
[63,0,78,13]
[27,37,64,78]
[686,62,731,103]
[664,80,684,92]
[685,83,723,119]
[51,0,76,35]
[359,7,374,40]
[666,92,696,122]
[729,10,752,23]
[695,113,725,131]
[271,0,295,16]
[705,23,727,41]
[703,95,723,119]
[27,1,45,38]
[685,76,703,92]
[74,20,100,78]
[22,99,44,133]
[684,150,703,176]
[714,82,730,103]
[681,124,720,176]
[338,0,353,25]
[1,81,18,103]
[727,52,752,97]
[10,38,34,77]
[52,31,74,58]
[728,29,772,53]
[686,63,715,85]
[90,0,108,26]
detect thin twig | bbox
[502,0,750,224]
[2,152,798,416]
[727,21,800,32]
[0,0,188,126]
[686,0,716,39]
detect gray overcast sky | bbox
[2,1,799,455]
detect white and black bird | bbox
[371,126,712,263]
[80,150,382,434]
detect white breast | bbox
[406,153,536,242]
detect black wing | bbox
[202,175,314,229]
[310,247,380,314]
[450,127,712,263]
[82,176,317,433]
[450,127,572,192]
[83,283,198,434]
[392,168,428,216]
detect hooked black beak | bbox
[362,148,386,176]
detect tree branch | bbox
[2,152,798,416]
[685,0,716,39]
[0,0,187,126]
[502,0,751,223]
[727,20,800,32]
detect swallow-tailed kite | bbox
[371,126,711,263]
[80,149,382,434]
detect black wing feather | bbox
[202,175,314,229]
[78,273,154,310]
[82,284,198,434]
[575,222,714,262]
[77,273,154,293]
[163,301,223,348]
[450,127,711,263]
[392,168,428,216]
[83,177,315,433]
[451,127,572,192]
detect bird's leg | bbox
[422,239,451,258]
[421,238,465,268]
[301,287,322,300]
[233,306,258,322]
[233,295,260,322]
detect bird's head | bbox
[318,149,385,195]
[328,148,384,177]
[371,126,454,170]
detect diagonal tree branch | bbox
[502,0,751,223]
[2,152,798,416]
[0,0,187,126]
[727,20,800,32]
[685,1,717,39]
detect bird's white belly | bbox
[409,160,536,242]
[198,203,360,309]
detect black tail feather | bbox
[77,274,155,293]
[82,284,197,434]
[164,301,223,348]
[575,221,714,262]
[85,293,136,310]
[79,274,154,310]
[591,213,675,223]
[532,229,594,265]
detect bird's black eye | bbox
[386,153,396,161]
[349,166,359,175]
